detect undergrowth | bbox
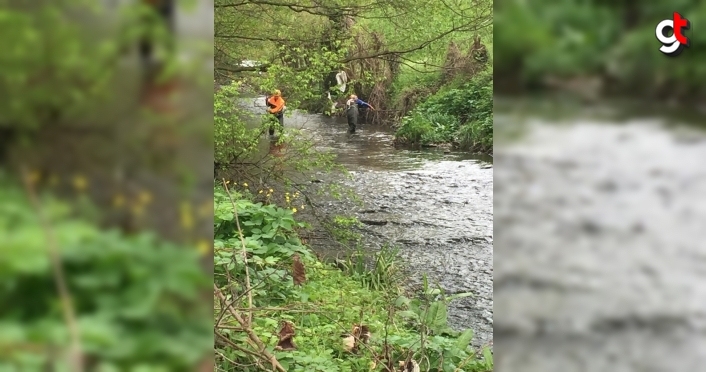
[213,185,493,372]
[0,175,212,371]
[395,69,493,154]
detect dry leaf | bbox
[398,360,420,372]
[342,335,355,352]
[292,254,306,286]
[343,324,370,353]
[274,321,296,351]
[353,324,370,344]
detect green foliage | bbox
[496,0,619,81]
[214,187,313,304]
[324,215,363,245]
[0,5,112,131]
[339,245,404,292]
[396,112,463,145]
[397,274,474,336]
[495,0,706,99]
[0,179,212,371]
[0,2,177,133]
[389,69,440,111]
[213,189,492,371]
[259,46,349,108]
[216,0,492,113]
[395,69,493,152]
[457,116,493,153]
[214,82,260,165]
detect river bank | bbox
[305,158,494,348]
[392,70,493,155]
[214,185,494,371]
[218,95,494,349]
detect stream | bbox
[494,98,706,371]
[242,97,494,347]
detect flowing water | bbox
[494,98,706,371]
[241,97,494,347]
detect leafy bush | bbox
[0,179,212,371]
[395,113,438,144]
[395,69,493,152]
[457,116,493,153]
[214,186,313,305]
[213,187,493,372]
[214,82,261,165]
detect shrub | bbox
[395,69,493,152]
[213,186,494,372]
[0,179,212,370]
[214,82,262,166]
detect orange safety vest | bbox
[267,95,285,114]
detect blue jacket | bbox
[351,98,372,108]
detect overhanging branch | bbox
[217,18,490,74]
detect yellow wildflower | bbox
[269,188,274,193]
[138,190,152,204]
[259,190,264,194]
[26,170,40,185]
[72,175,87,191]
[291,207,297,213]
[196,240,211,256]
[113,194,126,208]
[180,201,194,230]
[243,182,249,187]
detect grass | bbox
[213,185,493,372]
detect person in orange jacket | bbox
[266,89,286,136]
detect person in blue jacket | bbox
[345,94,375,133]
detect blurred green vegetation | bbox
[495,0,706,102]
[0,2,213,370]
[0,174,212,371]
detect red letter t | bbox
[673,12,689,45]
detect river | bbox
[494,97,706,371]
[238,97,494,348]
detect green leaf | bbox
[425,301,449,334]
[483,346,493,367]
[398,310,419,320]
[445,292,474,303]
[453,329,474,351]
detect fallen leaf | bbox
[398,360,420,372]
[292,254,306,286]
[354,324,370,344]
[343,324,370,353]
[274,321,296,351]
[342,335,355,352]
